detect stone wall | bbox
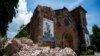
[16,5,89,53]
[30,5,56,47]
[29,5,80,52]
[55,7,79,51]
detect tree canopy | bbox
[90,24,100,52]
[0,0,18,37]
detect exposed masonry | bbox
[16,5,89,52]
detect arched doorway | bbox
[63,34,71,48]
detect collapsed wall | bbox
[0,38,77,56]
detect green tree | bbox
[0,0,18,37]
[90,24,100,52]
[15,24,29,37]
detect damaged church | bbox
[16,5,91,52]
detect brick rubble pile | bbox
[0,38,77,56]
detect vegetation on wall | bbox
[15,24,30,37]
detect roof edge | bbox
[70,6,87,13]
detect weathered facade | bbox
[70,7,91,50]
[16,5,90,52]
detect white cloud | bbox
[7,0,33,38]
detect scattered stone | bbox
[5,38,22,55]
[12,43,77,56]
[18,37,33,46]
[41,47,50,53]
[11,39,23,48]
[0,38,7,49]
[65,47,77,56]
[54,47,60,53]
[0,38,77,56]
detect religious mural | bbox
[43,18,54,41]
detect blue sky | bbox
[26,0,100,34]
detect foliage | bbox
[85,45,97,55]
[87,45,97,52]
[15,24,29,37]
[64,34,70,40]
[80,45,95,55]
[87,49,94,55]
[20,24,25,30]
[0,0,18,37]
[81,49,94,55]
[90,24,100,52]
[80,44,86,51]
[82,26,99,55]
[17,29,29,37]
[81,51,87,55]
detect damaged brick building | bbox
[16,5,90,52]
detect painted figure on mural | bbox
[43,18,54,41]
